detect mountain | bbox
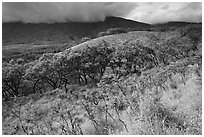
[152,21,201,31]
[3,16,201,62]
[3,16,200,46]
[2,16,152,46]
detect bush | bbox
[98,31,107,37]
[179,24,202,51]
[2,62,26,99]
[81,37,91,43]
[98,28,128,38]
[69,35,75,40]
[106,28,128,35]
[17,58,24,64]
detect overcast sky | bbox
[2,2,202,24]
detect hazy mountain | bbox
[152,21,201,31]
[3,16,201,46]
[2,16,152,46]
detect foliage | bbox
[109,40,158,77]
[178,24,202,51]
[2,62,26,98]
[81,37,92,43]
[3,55,202,135]
[98,28,128,38]
[98,31,107,37]
[2,25,202,135]
[106,28,128,35]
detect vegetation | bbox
[98,28,128,38]
[2,24,202,135]
[81,37,92,43]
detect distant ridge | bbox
[3,16,200,46]
[153,21,201,27]
[2,16,151,46]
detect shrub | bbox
[17,58,24,64]
[106,28,128,35]
[81,37,92,43]
[179,24,202,51]
[2,63,26,99]
[69,35,75,40]
[98,28,128,38]
[98,31,107,37]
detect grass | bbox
[2,24,202,135]
[2,30,164,63]
[2,55,202,135]
[2,41,78,62]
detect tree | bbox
[2,63,26,98]
[80,40,114,83]
[109,40,157,76]
[24,53,63,93]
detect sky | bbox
[2,2,202,24]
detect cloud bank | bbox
[127,2,202,24]
[2,2,136,23]
[2,2,202,24]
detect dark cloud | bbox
[2,2,202,24]
[2,2,136,23]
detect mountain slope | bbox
[2,22,202,135]
[2,55,201,135]
[2,16,152,46]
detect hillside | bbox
[3,55,201,135]
[2,22,202,135]
[3,17,199,47]
[154,21,201,27]
[2,16,151,46]
[2,16,153,62]
[3,16,201,63]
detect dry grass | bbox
[2,24,202,135]
[2,56,201,135]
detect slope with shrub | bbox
[2,24,202,135]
